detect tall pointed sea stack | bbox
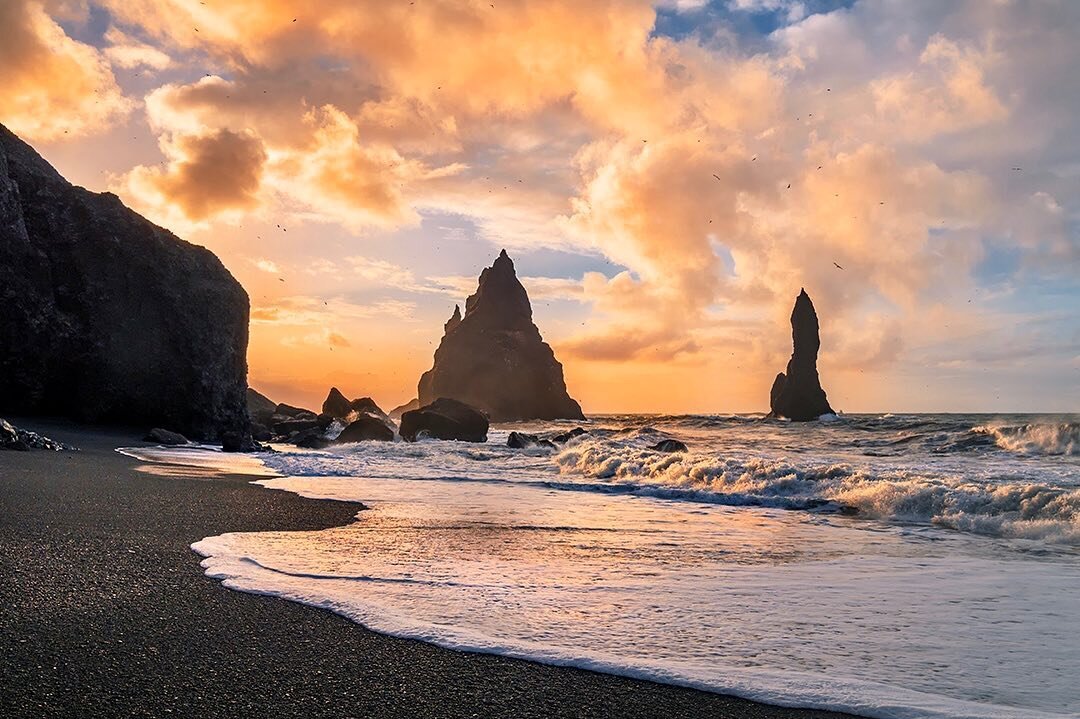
[417,250,584,422]
[769,289,835,421]
[0,123,250,442]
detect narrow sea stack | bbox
[0,124,250,442]
[417,250,585,422]
[769,289,835,421]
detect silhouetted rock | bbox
[291,429,330,449]
[351,397,388,419]
[221,429,257,453]
[417,250,584,422]
[247,388,277,426]
[0,418,72,451]
[507,431,539,448]
[273,418,321,435]
[334,415,395,443]
[389,398,420,420]
[400,398,488,442]
[0,419,18,447]
[769,289,835,422]
[551,427,588,444]
[250,423,272,442]
[507,431,561,450]
[145,428,189,446]
[0,124,249,442]
[649,439,688,453]
[275,403,313,419]
[322,387,352,419]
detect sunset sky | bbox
[4,0,1078,414]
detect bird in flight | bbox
[833,262,844,270]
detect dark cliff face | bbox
[417,250,585,422]
[0,124,250,441]
[769,289,835,422]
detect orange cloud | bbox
[103,26,172,71]
[121,128,267,223]
[0,1,132,141]
[41,0,1075,412]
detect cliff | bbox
[0,124,250,442]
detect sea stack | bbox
[0,123,250,442]
[417,250,585,422]
[769,289,835,421]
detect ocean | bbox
[126,414,1079,718]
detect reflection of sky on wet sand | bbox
[119,446,278,478]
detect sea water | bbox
[129,414,1080,718]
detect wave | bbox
[974,422,1079,456]
[554,439,1080,544]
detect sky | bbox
[2,0,1078,414]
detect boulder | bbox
[0,418,17,446]
[322,387,388,422]
[389,398,420,420]
[551,427,588,444]
[250,422,272,442]
[400,398,488,443]
[649,439,688,453]
[291,429,330,449]
[416,250,585,422]
[274,403,312,418]
[144,428,189,445]
[0,418,71,451]
[769,289,835,422]
[507,431,539,448]
[506,432,560,450]
[273,418,321,435]
[321,387,352,419]
[349,397,388,419]
[247,388,277,426]
[334,415,395,443]
[221,429,258,453]
[0,123,249,442]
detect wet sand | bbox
[0,419,858,719]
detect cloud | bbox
[42,0,1080,407]
[103,26,172,71]
[871,34,1008,141]
[0,1,132,141]
[119,128,267,224]
[253,258,281,274]
[251,296,417,325]
[281,328,353,349]
[426,274,587,303]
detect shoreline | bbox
[1,419,857,718]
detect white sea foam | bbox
[190,472,1080,719]
[126,414,1080,719]
[975,422,1079,456]
[553,439,1080,544]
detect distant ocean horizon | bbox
[128,412,1079,719]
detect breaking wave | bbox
[554,438,1080,544]
[974,422,1079,456]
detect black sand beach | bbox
[0,420,857,719]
